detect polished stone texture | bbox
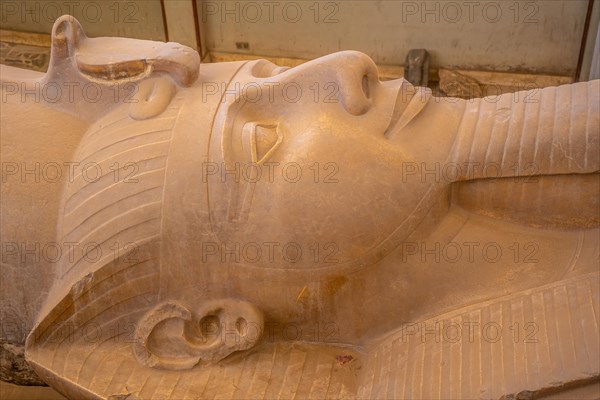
[1,15,598,399]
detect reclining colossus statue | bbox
[1,15,598,399]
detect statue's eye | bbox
[251,60,277,78]
[250,59,289,78]
[270,66,290,75]
[242,123,283,164]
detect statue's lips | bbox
[383,83,408,137]
[383,80,431,138]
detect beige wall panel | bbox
[0,0,166,41]
[198,0,589,75]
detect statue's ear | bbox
[132,300,264,370]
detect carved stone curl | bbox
[132,300,264,370]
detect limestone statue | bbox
[1,15,598,399]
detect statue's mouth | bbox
[383,79,432,138]
[383,82,409,138]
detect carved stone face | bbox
[9,17,599,399]
[206,51,457,269]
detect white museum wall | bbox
[0,0,167,41]
[0,0,595,76]
[580,0,600,81]
[197,0,590,75]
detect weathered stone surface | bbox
[439,68,484,98]
[0,381,66,400]
[439,68,573,98]
[404,48,430,87]
[0,340,45,386]
[0,15,598,399]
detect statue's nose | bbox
[320,51,379,116]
